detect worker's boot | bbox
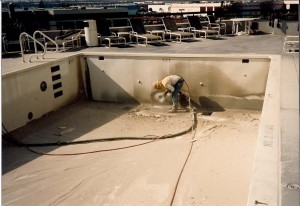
[168,106,178,113]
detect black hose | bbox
[3,114,196,147]
[3,77,197,155]
[2,112,197,155]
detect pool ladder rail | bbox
[19,31,59,63]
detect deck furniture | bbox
[187,16,220,39]
[230,18,258,35]
[129,18,163,46]
[44,29,83,51]
[162,17,195,43]
[205,15,227,35]
[97,19,127,48]
[282,36,299,53]
[2,34,27,54]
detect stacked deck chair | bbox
[187,16,220,39]
[206,15,227,35]
[162,17,195,43]
[97,19,127,48]
[129,18,162,46]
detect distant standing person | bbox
[153,75,185,113]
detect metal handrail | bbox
[33,30,59,53]
[19,32,46,63]
[282,35,299,54]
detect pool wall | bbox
[2,53,270,132]
[2,57,83,132]
[83,53,270,111]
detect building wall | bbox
[148,3,222,14]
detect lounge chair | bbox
[205,15,227,35]
[97,19,127,48]
[187,16,220,39]
[2,34,27,53]
[282,36,299,53]
[162,17,195,43]
[129,18,162,46]
[45,29,83,51]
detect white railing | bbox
[282,35,299,54]
[19,32,46,63]
[33,30,59,53]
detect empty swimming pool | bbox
[2,53,293,206]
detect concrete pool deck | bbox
[0,34,286,74]
[1,33,299,206]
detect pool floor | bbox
[2,100,260,205]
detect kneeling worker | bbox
[153,75,185,113]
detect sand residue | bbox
[2,102,260,206]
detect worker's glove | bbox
[163,91,168,97]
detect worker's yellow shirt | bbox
[161,75,182,92]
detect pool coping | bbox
[247,54,299,206]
